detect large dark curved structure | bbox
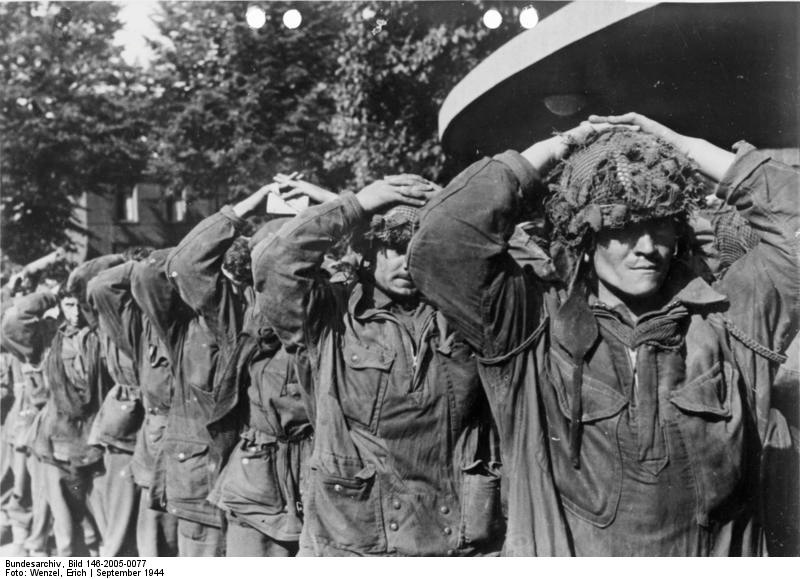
[440,2,799,167]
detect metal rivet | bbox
[389,522,398,531]
[120,404,127,410]
[333,484,343,493]
[351,354,359,362]
[242,458,249,465]
[392,500,401,510]
[177,452,186,460]
[170,271,178,278]
[446,549,455,556]
[440,505,449,514]
[443,526,452,535]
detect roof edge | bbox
[439,1,657,140]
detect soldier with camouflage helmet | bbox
[409,113,799,555]
[254,174,506,556]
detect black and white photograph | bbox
[0,0,797,560]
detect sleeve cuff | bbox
[493,150,542,194]
[219,205,248,231]
[715,141,771,202]
[339,192,367,224]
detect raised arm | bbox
[254,178,426,353]
[87,262,141,361]
[165,185,276,339]
[408,152,545,357]
[253,194,364,353]
[130,249,190,366]
[165,207,248,316]
[0,291,57,363]
[713,145,799,356]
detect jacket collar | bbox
[551,263,727,360]
[349,282,412,321]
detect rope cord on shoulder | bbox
[477,316,549,366]
[723,316,788,364]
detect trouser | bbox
[4,448,31,545]
[89,450,138,556]
[225,517,297,557]
[177,519,224,557]
[23,453,51,554]
[136,488,178,557]
[42,460,99,556]
[0,441,13,538]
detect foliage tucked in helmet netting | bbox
[362,204,420,253]
[545,130,706,250]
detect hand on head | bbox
[383,174,441,201]
[588,113,678,144]
[356,177,432,214]
[273,172,337,205]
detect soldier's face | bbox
[373,248,417,299]
[59,297,81,327]
[593,218,677,301]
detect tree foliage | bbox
[145,1,344,201]
[0,1,151,263]
[2,1,537,261]
[322,1,523,189]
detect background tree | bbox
[145,1,344,202]
[322,1,528,189]
[2,1,546,264]
[0,1,152,264]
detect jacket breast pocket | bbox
[547,350,627,527]
[669,364,732,418]
[339,343,394,432]
[164,439,212,502]
[307,465,383,553]
[669,362,744,520]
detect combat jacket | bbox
[89,262,172,468]
[134,208,249,526]
[208,302,312,542]
[42,322,106,468]
[255,195,504,556]
[1,293,56,452]
[409,144,799,555]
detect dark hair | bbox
[57,285,79,302]
[222,236,252,285]
[122,246,155,262]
